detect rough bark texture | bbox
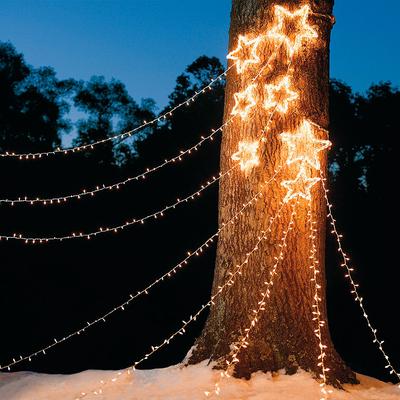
[188,0,357,387]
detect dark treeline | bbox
[0,42,398,381]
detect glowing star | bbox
[264,76,298,113]
[267,5,318,56]
[227,35,262,74]
[280,120,331,170]
[231,84,257,119]
[282,165,320,203]
[231,140,260,172]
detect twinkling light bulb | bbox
[231,140,259,172]
[280,119,331,170]
[0,184,272,371]
[0,67,232,160]
[281,165,320,203]
[227,34,262,74]
[73,176,284,400]
[1,121,231,206]
[307,205,332,400]
[0,168,235,243]
[209,200,297,397]
[264,75,298,113]
[320,173,400,385]
[231,84,257,119]
[267,5,318,56]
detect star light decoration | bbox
[280,120,331,202]
[264,76,299,113]
[231,84,257,119]
[280,120,331,170]
[227,35,262,74]
[282,165,320,203]
[231,140,260,172]
[267,5,318,56]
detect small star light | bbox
[227,35,262,74]
[231,140,260,172]
[282,165,320,203]
[231,84,257,120]
[267,5,318,56]
[280,120,331,170]
[264,76,298,113]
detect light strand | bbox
[266,5,318,57]
[207,199,297,397]
[0,169,282,371]
[0,119,231,206]
[320,172,400,385]
[3,48,282,207]
[74,196,288,400]
[307,203,331,400]
[249,40,283,83]
[0,66,234,160]
[229,38,286,121]
[0,166,235,244]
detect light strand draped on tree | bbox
[188,0,357,389]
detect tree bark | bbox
[188,0,357,387]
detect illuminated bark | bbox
[188,0,357,386]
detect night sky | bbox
[1,0,399,108]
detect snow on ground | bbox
[0,362,399,400]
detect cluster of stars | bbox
[281,120,331,203]
[228,4,328,207]
[227,5,331,400]
[228,4,317,123]
[231,140,260,172]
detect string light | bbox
[1,171,283,371]
[281,164,320,203]
[231,140,259,172]
[207,200,297,397]
[75,176,288,400]
[0,119,232,206]
[3,47,282,207]
[280,120,331,170]
[307,204,332,400]
[264,76,298,113]
[267,5,318,56]
[0,65,233,160]
[1,74,282,243]
[231,84,257,120]
[0,167,236,244]
[3,6,391,397]
[227,35,262,74]
[320,173,400,385]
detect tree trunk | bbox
[188,0,357,387]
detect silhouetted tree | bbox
[0,42,74,153]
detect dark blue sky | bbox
[1,0,399,109]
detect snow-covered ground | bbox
[0,362,398,400]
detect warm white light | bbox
[281,165,320,203]
[307,205,332,400]
[0,169,234,243]
[267,5,318,56]
[280,119,331,170]
[321,175,400,384]
[231,140,259,172]
[231,84,257,119]
[72,173,283,400]
[0,66,231,159]
[264,75,298,113]
[227,34,262,74]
